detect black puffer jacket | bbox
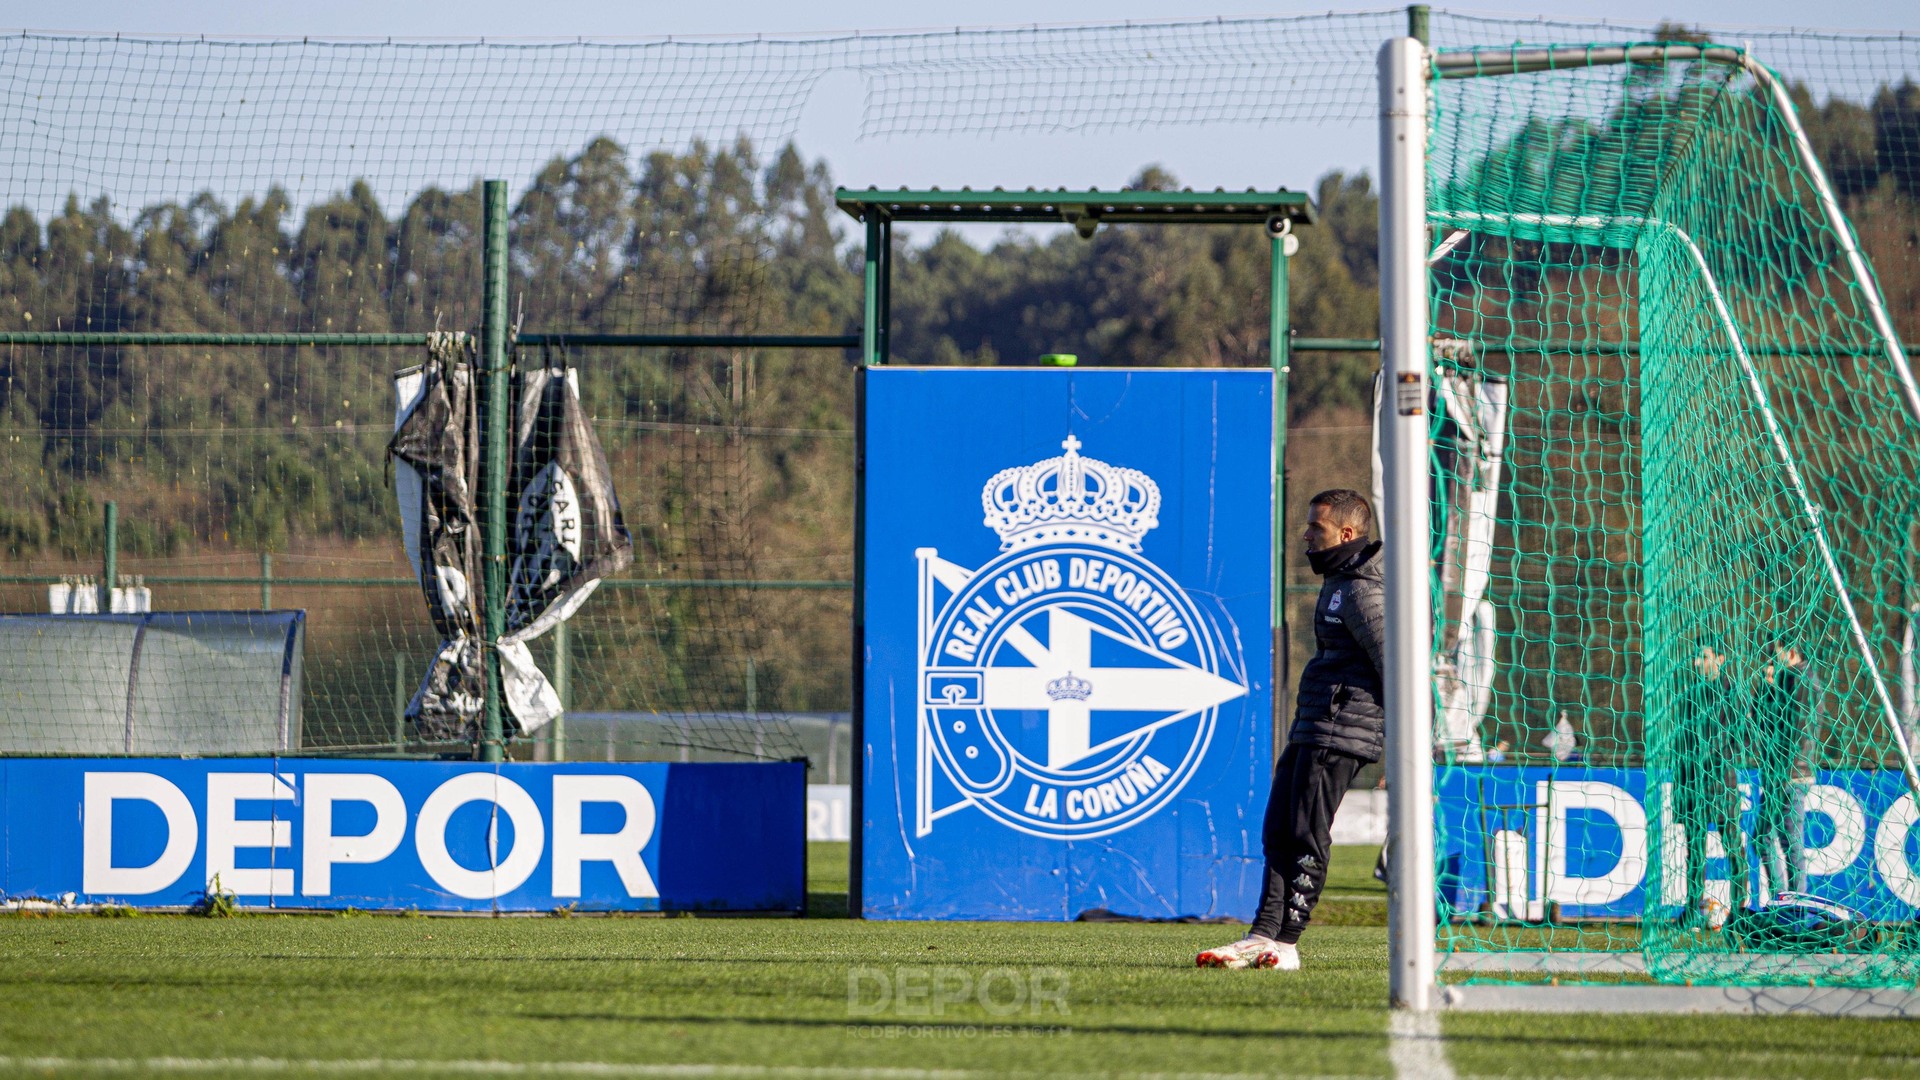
[1288,539,1387,762]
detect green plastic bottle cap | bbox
[1039,354,1078,367]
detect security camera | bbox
[1264,214,1292,240]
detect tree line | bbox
[0,77,1914,729]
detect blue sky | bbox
[13,0,1917,39]
[4,1,1916,243]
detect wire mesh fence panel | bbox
[0,14,1914,867]
[0,32,870,760]
[1427,37,1920,988]
[0,340,853,759]
[0,19,1385,765]
[529,348,855,762]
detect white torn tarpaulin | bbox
[1370,367,1387,538]
[1428,365,1508,763]
[1371,361,1508,761]
[388,337,630,744]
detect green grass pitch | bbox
[3,845,1919,1078]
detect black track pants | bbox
[1250,743,1365,944]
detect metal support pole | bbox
[1380,34,1435,1012]
[516,332,857,350]
[878,220,893,365]
[393,653,408,752]
[552,618,570,762]
[0,331,437,348]
[100,502,118,612]
[862,216,883,368]
[260,551,272,609]
[1271,233,1294,754]
[479,179,511,764]
[1408,4,1430,44]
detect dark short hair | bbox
[1309,489,1373,535]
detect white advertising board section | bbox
[808,784,852,842]
[1438,765,1920,920]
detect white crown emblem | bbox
[982,436,1160,553]
[1045,671,1093,702]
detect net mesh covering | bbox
[0,37,874,759]
[0,14,1411,762]
[0,9,1914,810]
[1427,42,1920,986]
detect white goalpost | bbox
[1377,33,1436,1014]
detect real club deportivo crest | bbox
[916,436,1249,840]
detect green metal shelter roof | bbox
[834,186,1316,235]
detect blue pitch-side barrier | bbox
[0,759,804,912]
[1439,765,1920,921]
[860,367,1274,920]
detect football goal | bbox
[1380,32,1920,1012]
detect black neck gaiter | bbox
[1306,536,1371,577]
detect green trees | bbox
[0,110,1913,720]
[5,123,1912,565]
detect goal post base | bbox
[1438,954,1920,1016]
[1444,951,1911,978]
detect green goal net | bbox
[1427,41,1920,987]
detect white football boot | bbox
[1195,936,1300,970]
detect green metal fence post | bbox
[1272,233,1294,753]
[552,619,570,762]
[1408,4,1430,44]
[100,501,118,612]
[878,219,892,365]
[260,551,272,609]
[862,215,883,367]
[393,653,408,752]
[480,179,511,764]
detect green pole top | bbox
[1039,354,1078,367]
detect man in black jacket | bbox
[1198,488,1385,970]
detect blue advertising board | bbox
[0,759,803,912]
[1438,765,1920,921]
[860,367,1274,920]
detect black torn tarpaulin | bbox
[389,336,631,746]
[496,359,633,732]
[390,332,485,744]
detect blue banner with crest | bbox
[860,367,1273,920]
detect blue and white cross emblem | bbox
[916,437,1249,840]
